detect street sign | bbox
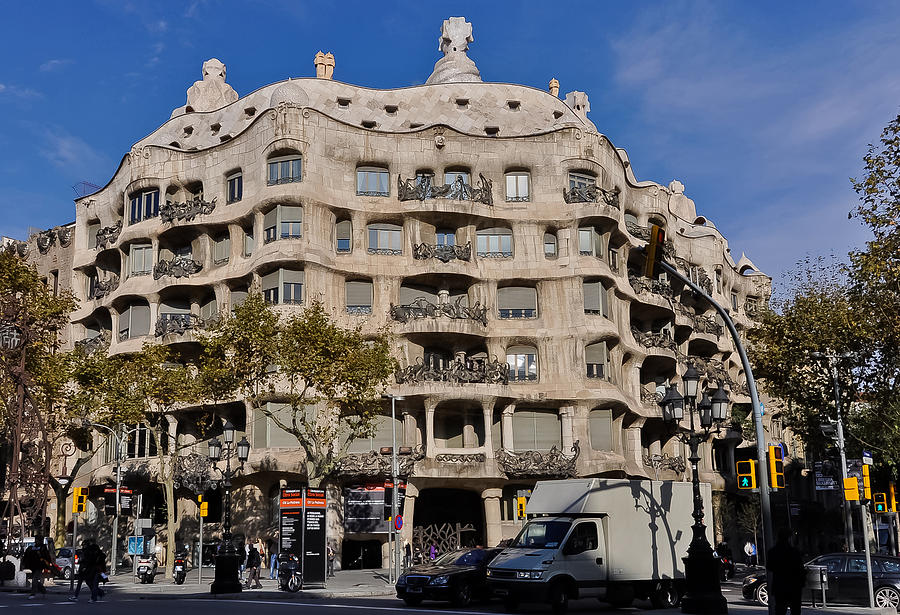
[0,322,22,350]
[394,515,403,531]
[863,451,874,465]
[814,460,838,491]
[127,536,145,555]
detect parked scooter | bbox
[277,553,301,592]
[136,554,158,584]
[173,551,187,585]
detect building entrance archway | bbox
[413,488,483,561]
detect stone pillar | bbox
[623,423,644,467]
[501,404,515,451]
[549,77,559,97]
[482,488,503,548]
[425,398,438,457]
[400,484,418,547]
[482,401,495,459]
[559,406,575,452]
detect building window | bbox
[346,280,373,315]
[213,234,230,264]
[356,167,389,197]
[230,288,248,311]
[731,292,739,311]
[367,223,403,255]
[505,172,530,202]
[252,404,298,448]
[444,169,470,186]
[267,155,302,185]
[119,302,150,340]
[578,226,602,257]
[512,409,560,451]
[243,227,254,257]
[544,232,557,257]
[200,296,217,322]
[608,246,619,272]
[87,222,100,248]
[715,269,723,294]
[436,229,456,247]
[336,219,352,253]
[506,345,538,382]
[498,286,537,319]
[263,205,302,243]
[585,342,609,380]
[583,281,610,318]
[227,173,243,204]
[568,172,595,190]
[262,269,304,305]
[122,424,158,460]
[129,244,153,277]
[589,409,613,450]
[347,414,405,452]
[476,227,513,258]
[129,189,160,224]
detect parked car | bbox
[55,547,80,580]
[396,547,502,607]
[742,552,900,610]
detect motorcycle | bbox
[277,553,301,592]
[173,552,187,585]
[136,554,158,584]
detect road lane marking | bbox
[185,598,493,615]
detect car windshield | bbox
[432,549,486,566]
[512,520,572,549]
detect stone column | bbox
[501,404,515,451]
[400,483,418,547]
[482,488,503,548]
[425,398,438,457]
[560,406,575,452]
[623,418,646,467]
[482,401,495,459]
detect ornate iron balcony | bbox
[477,250,513,259]
[334,444,425,477]
[496,441,580,478]
[346,305,372,315]
[153,257,202,280]
[389,297,488,326]
[357,190,390,197]
[75,331,111,354]
[394,354,509,385]
[367,247,402,256]
[155,313,203,337]
[434,453,486,464]
[412,241,472,263]
[632,326,677,352]
[564,183,620,208]
[95,222,122,249]
[159,197,216,224]
[89,275,119,300]
[628,274,673,299]
[397,174,493,206]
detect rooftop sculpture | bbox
[426,17,482,85]
[171,58,238,118]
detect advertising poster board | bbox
[279,488,304,558]
[302,488,327,587]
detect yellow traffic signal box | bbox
[862,464,872,501]
[72,487,87,514]
[516,496,527,520]
[198,494,208,517]
[890,482,897,513]
[874,493,888,513]
[644,225,666,278]
[736,460,757,490]
[844,477,860,501]
[768,445,785,489]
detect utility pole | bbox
[812,351,854,551]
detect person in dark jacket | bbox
[766,529,806,615]
[244,545,262,589]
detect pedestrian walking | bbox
[327,543,335,578]
[256,539,266,571]
[244,545,262,589]
[744,540,757,568]
[766,529,805,615]
[404,542,411,570]
[22,540,49,599]
[268,546,278,580]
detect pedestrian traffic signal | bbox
[516,496,527,519]
[874,493,888,513]
[736,460,757,490]
[644,225,666,278]
[844,477,860,501]
[72,487,87,514]
[199,502,208,518]
[768,445,785,489]
[890,482,897,512]
[862,464,872,501]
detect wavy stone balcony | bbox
[155,313,204,337]
[389,297,488,326]
[412,241,472,263]
[394,354,509,385]
[153,257,203,280]
[89,276,120,300]
[563,184,620,208]
[495,441,580,478]
[631,327,677,352]
[159,197,216,224]
[397,174,493,206]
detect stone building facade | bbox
[10,17,787,568]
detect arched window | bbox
[346,280,373,315]
[129,189,159,224]
[267,154,302,185]
[578,226,603,257]
[226,171,243,204]
[583,280,610,318]
[568,171,595,190]
[476,227,513,258]
[544,232,558,258]
[507,345,538,382]
[585,342,608,380]
[498,286,537,319]
[436,228,456,247]
[263,205,302,243]
[262,269,304,305]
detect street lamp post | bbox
[659,364,729,615]
[207,420,251,594]
[382,394,405,584]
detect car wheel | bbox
[549,581,570,614]
[62,566,72,580]
[876,587,900,610]
[755,582,768,606]
[452,583,472,607]
[650,583,681,609]
[403,596,423,606]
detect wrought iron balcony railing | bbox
[412,241,472,263]
[346,305,372,315]
[631,326,677,352]
[155,313,203,337]
[496,441,580,478]
[159,197,216,224]
[563,183,620,207]
[397,174,493,206]
[394,354,509,385]
[95,222,122,249]
[75,331,110,354]
[89,275,119,300]
[628,274,673,299]
[389,297,488,326]
[153,257,203,280]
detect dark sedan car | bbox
[742,552,900,610]
[396,548,502,607]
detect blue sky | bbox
[1,1,898,289]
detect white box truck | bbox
[486,478,712,611]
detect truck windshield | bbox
[512,520,572,549]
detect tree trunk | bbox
[164,470,176,580]
[52,482,69,548]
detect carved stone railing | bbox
[631,327,677,352]
[333,444,425,477]
[95,222,122,249]
[155,314,203,337]
[435,453,486,464]
[75,330,110,354]
[628,274,673,299]
[153,257,203,280]
[643,453,686,475]
[412,241,472,262]
[563,184,620,208]
[394,354,508,385]
[496,441,580,478]
[36,226,73,254]
[398,174,493,206]
[159,197,216,223]
[389,297,488,326]
[90,275,119,300]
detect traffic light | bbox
[644,225,666,278]
[890,482,897,512]
[874,493,888,513]
[844,477,860,501]
[736,460,757,490]
[768,445,785,489]
[198,494,208,518]
[516,496,527,520]
[72,487,87,514]
[862,464,872,501]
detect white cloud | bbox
[0,83,41,99]
[35,126,110,182]
[39,58,73,72]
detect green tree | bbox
[197,294,396,486]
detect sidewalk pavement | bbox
[0,567,397,600]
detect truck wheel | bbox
[403,596,423,606]
[452,583,472,607]
[549,581,571,613]
[650,583,681,609]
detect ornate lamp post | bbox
[658,364,729,614]
[207,420,250,594]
